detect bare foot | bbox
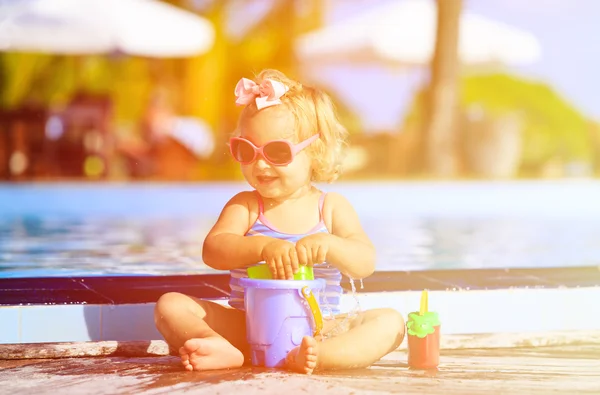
[285,336,319,374]
[179,336,244,371]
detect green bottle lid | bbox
[406,311,441,338]
[247,264,314,280]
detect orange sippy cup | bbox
[406,289,441,370]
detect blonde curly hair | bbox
[234,69,348,183]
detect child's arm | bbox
[296,192,375,279]
[202,192,274,271]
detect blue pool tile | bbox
[21,305,101,343]
[101,304,161,341]
[0,307,20,343]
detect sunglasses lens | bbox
[263,141,293,165]
[231,139,255,163]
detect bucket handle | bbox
[301,286,323,336]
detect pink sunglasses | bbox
[229,134,319,166]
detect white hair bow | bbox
[234,78,289,110]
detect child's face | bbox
[239,107,313,199]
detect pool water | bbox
[1,181,599,278]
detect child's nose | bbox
[254,156,271,169]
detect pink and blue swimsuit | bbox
[228,191,343,316]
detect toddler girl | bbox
[154,69,405,374]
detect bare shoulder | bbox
[236,190,260,217]
[322,192,363,236]
[323,191,356,212]
[210,190,259,235]
[225,190,257,209]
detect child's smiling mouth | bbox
[256,174,279,185]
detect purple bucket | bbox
[239,277,325,368]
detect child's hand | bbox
[261,239,299,280]
[296,233,330,266]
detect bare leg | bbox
[286,308,405,374]
[154,292,248,371]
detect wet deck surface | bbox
[1,345,599,394]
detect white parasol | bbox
[295,0,541,66]
[0,0,215,57]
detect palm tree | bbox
[423,0,463,177]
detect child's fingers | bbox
[304,245,316,266]
[289,248,300,274]
[266,258,277,277]
[309,246,318,263]
[296,244,309,266]
[281,253,294,280]
[274,256,286,279]
[315,245,327,264]
[268,257,283,279]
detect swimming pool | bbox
[1,181,599,278]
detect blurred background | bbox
[1,0,598,183]
[2,0,600,278]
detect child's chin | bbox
[255,185,282,198]
[256,188,279,198]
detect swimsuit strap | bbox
[318,192,326,222]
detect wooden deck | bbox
[1,344,598,394]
